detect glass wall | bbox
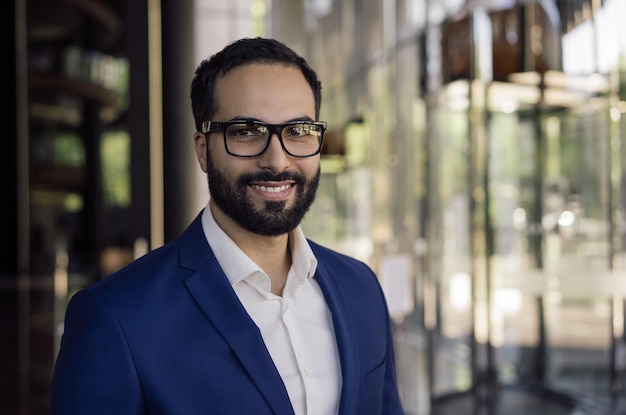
[271,0,626,413]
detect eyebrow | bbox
[226,116,315,123]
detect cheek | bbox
[207,147,248,179]
[206,140,227,171]
[300,158,321,178]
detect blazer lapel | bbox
[178,214,295,415]
[314,259,361,415]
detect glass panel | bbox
[428,80,473,397]
[542,98,614,405]
[488,111,543,386]
[545,105,611,274]
[488,84,616,407]
[100,130,133,277]
[545,297,612,405]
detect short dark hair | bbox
[190,37,322,131]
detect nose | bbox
[258,133,291,172]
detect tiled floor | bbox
[393,322,624,415]
[431,388,577,415]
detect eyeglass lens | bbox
[225,122,323,157]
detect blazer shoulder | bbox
[92,238,178,288]
[307,239,383,298]
[308,239,374,273]
[87,213,210,296]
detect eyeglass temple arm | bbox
[201,121,213,133]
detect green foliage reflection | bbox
[101,131,130,207]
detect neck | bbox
[210,202,292,296]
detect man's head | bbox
[191,37,322,131]
[191,38,324,237]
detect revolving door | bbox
[425,3,626,413]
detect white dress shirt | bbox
[201,205,342,415]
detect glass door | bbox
[427,0,626,411]
[425,79,476,404]
[427,71,622,413]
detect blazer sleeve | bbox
[362,265,404,415]
[382,303,404,414]
[50,290,145,415]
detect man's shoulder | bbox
[89,239,181,292]
[308,239,388,314]
[90,214,208,293]
[307,239,363,262]
[307,239,375,276]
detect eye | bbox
[227,124,267,140]
[284,123,316,138]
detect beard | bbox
[206,156,320,237]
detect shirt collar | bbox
[201,204,318,288]
[290,224,318,282]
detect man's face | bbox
[194,63,321,236]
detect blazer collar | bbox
[179,213,295,415]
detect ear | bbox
[194,131,208,173]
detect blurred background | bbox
[3,0,626,414]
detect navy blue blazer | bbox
[50,212,404,414]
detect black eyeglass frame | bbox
[201,120,327,158]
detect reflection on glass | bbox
[101,131,131,208]
[428,82,473,396]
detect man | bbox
[51,37,404,415]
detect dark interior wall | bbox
[1,0,19,409]
[2,0,18,275]
[1,0,19,412]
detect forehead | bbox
[213,63,315,122]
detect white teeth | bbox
[252,184,291,193]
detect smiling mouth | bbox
[251,184,293,193]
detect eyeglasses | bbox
[201,120,326,158]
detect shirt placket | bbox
[281,290,314,413]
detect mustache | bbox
[237,171,307,185]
